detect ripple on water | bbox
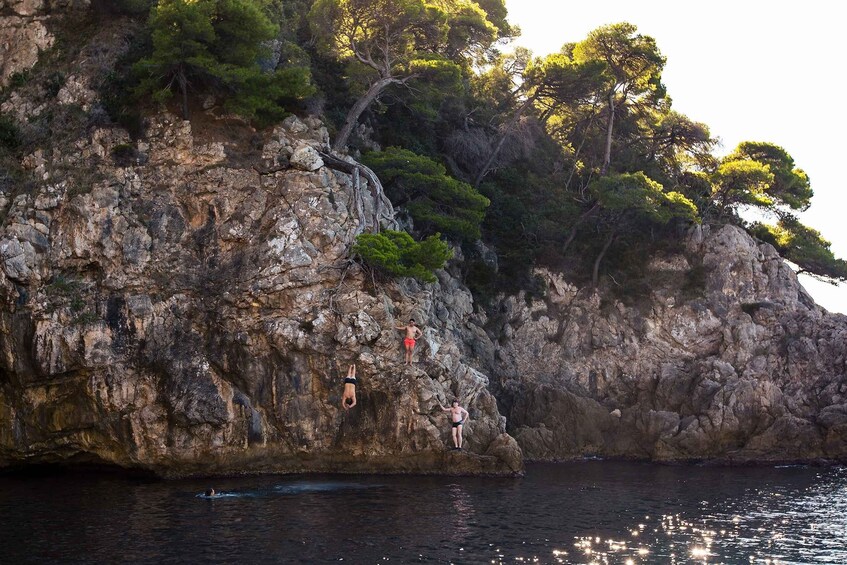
[0,463,845,564]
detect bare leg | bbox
[451,427,459,448]
[342,365,356,409]
[457,425,463,449]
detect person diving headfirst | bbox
[342,364,357,410]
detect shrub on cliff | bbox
[0,115,21,151]
[352,230,453,283]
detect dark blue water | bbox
[0,462,845,564]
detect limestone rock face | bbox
[0,12,53,88]
[0,11,516,477]
[474,224,847,463]
[2,5,845,476]
[0,111,522,476]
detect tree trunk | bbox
[473,94,537,188]
[600,91,615,176]
[565,109,600,191]
[561,202,599,255]
[332,77,400,152]
[592,231,616,286]
[178,68,189,120]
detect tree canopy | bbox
[751,217,847,282]
[132,0,313,121]
[308,0,500,150]
[363,147,490,242]
[101,5,845,290]
[571,22,667,175]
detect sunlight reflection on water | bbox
[553,466,847,564]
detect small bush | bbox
[111,143,139,166]
[0,115,21,150]
[72,311,100,326]
[352,230,453,283]
[45,71,66,98]
[45,274,82,296]
[8,71,30,88]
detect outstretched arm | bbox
[394,324,407,330]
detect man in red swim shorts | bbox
[395,319,423,365]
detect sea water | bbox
[1,461,845,564]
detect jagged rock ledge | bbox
[470,225,847,465]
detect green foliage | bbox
[224,66,316,126]
[472,0,515,39]
[725,141,812,210]
[352,230,453,283]
[442,0,498,63]
[44,71,66,98]
[363,147,489,241]
[309,0,449,63]
[0,115,21,151]
[474,163,579,290]
[572,22,666,100]
[72,311,100,327]
[309,0,501,149]
[750,217,847,281]
[131,0,314,121]
[8,71,30,88]
[524,52,607,106]
[590,172,698,224]
[712,158,775,211]
[44,274,83,296]
[405,54,464,118]
[111,143,140,166]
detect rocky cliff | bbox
[472,225,847,463]
[0,108,523,476]
[0,5,522,476]
[2,3,845,478]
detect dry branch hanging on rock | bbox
[319,151,398,234]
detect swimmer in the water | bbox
[438,399,469,449]
[205,488,216,497]
[342,364,357,410]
